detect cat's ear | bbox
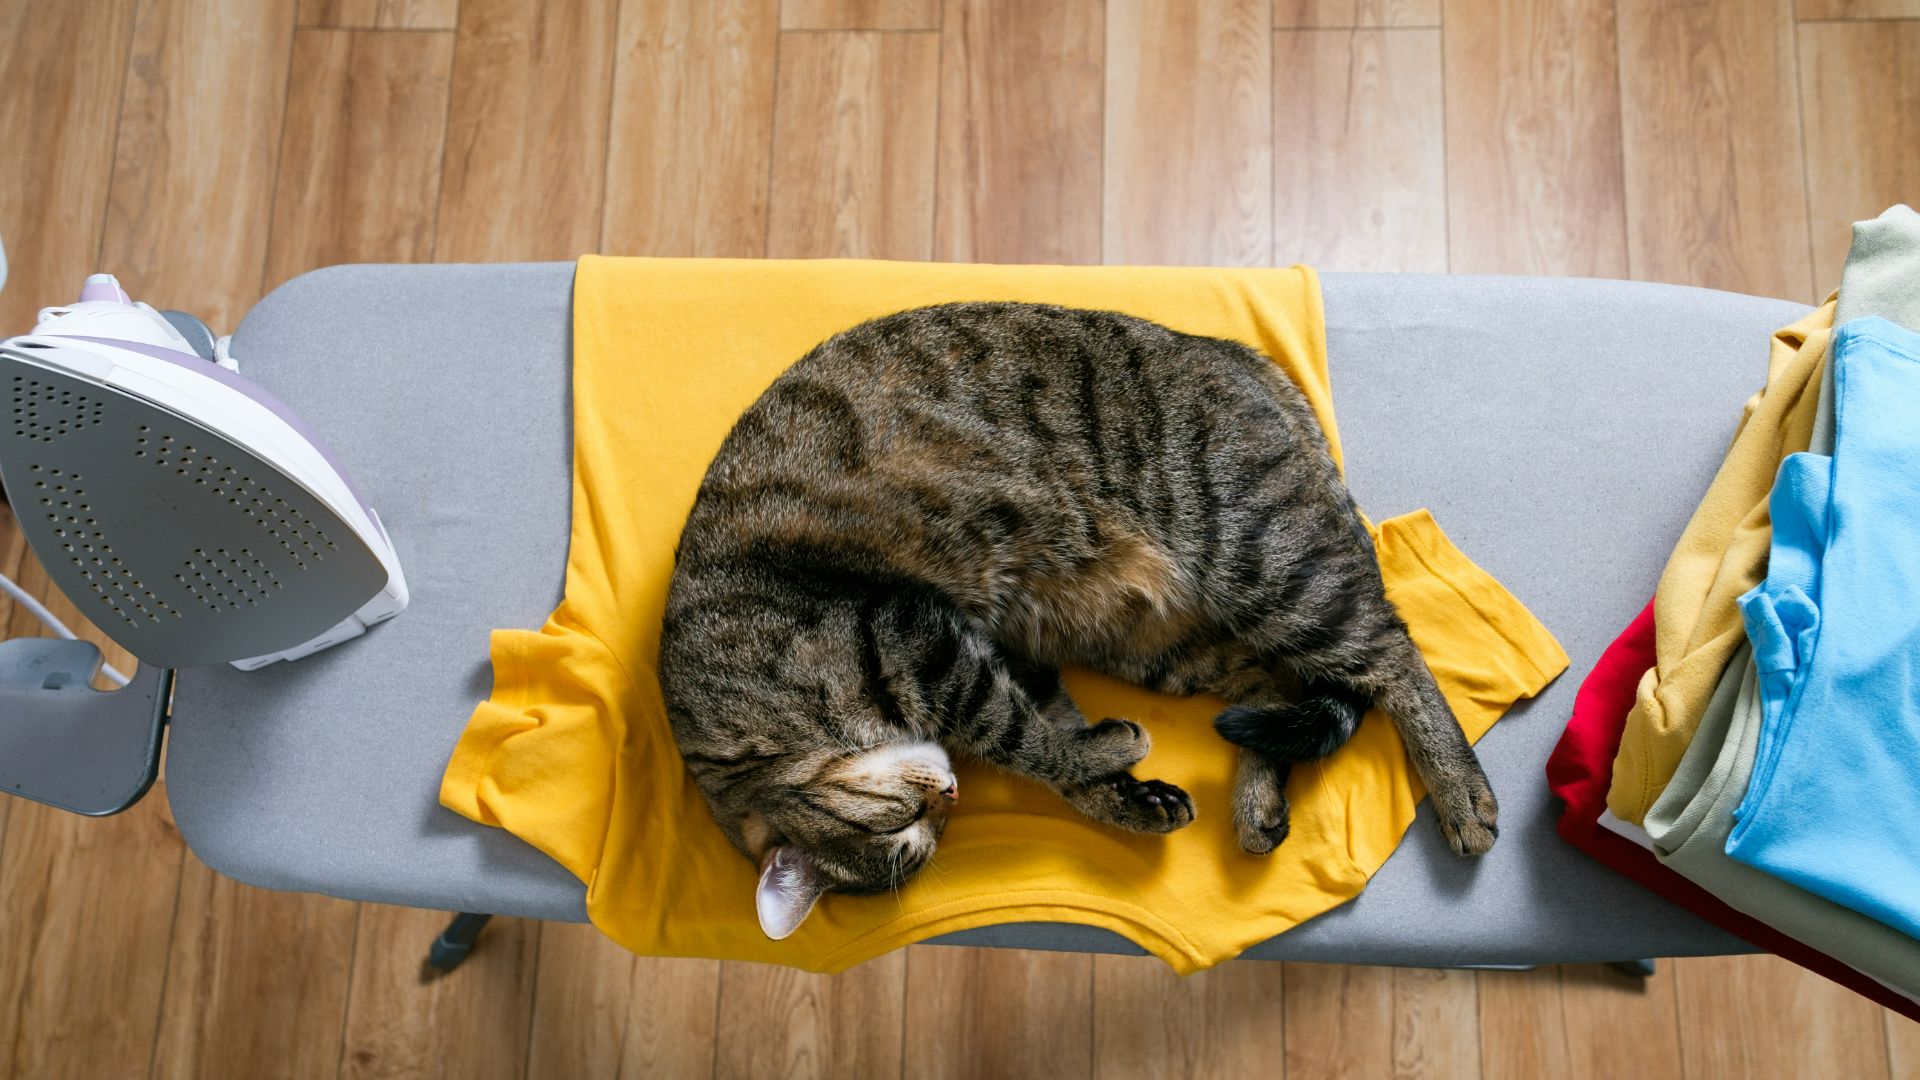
[756,846,827,940]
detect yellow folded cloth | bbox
[1607,300,1836,825]
[441,256,1568,972]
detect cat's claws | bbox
[1073,773,1195,833]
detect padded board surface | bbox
[166,264,1811,965]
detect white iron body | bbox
[3,275,406,668]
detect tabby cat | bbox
[659,302,1498,939]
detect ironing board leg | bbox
[1608,958,1656,978]
[425,912,494,974]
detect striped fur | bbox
[660,303,1497,912]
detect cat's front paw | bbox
[1069,773,1195,833]
[1076,717,1151,774]
[1433,766,1499,856]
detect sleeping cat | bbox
[659,302,1498,939]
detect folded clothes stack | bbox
[1548,205,1920,1018]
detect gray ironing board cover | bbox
[166,264,1811,967]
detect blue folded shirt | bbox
[1728,316,1920,941]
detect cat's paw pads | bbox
[1234,792,1290,855]
[1079,717,1150,771]
[1435,770,1499,857]
[1080,774,1194,833]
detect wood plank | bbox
[1796,19,1920,294]
[0,790,184,1079]
[264,28,454,290]
[712,953,908,1079]
[0,0,136,336]
[906,946,1093,1080]
[150,867,359,1080]
[1093,955,1286,1079]
[1478,969,1575,1080]
[1892,1011,1920,1080]
[524,922,637,1080]
[337,905,540,1080]
[1560,964,1685,1079]
[436,0,617,262]
[599,0,779,257]
[1391,967,1480,1078]
[781,0,942,29]
[1274,28,1446,272]
[1615,0,1813,299]
[1275,0,1441,26]
[767,30,941,259]
[297,0,458,29]
[102,0,292,352]
[1283,962,1392,1078]
[933,0,1104,264]
[1479,964,1690,1080]
[1105,0,1271,266]
[1674,954,1891,1079]
[1797,0,1920,18]
[1442,0,1628,276]
[524,922,723,1080]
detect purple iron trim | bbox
[61,335,374,519]
[78,280,131,304]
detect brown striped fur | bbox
[658,303,1497,935]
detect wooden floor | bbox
[1,0,1916,1077]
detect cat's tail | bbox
[1211,682,1369,762]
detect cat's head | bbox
[723,740,959,939]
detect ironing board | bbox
[163,264,1811,968]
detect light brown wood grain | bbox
[1391,967,1479,1078]
[782,0,942,29]
[524,922,637,1080]
[767,30,941,259]
[1283,962,1392,1078]
[599,0,779,257]
[1797,19,1920,294]
[337,905,539,1080]
[1443,0,1627,276]
[1675,954,1891,1079]
[1105,0,1271,266]
[713,953,908,1078]
[1481,964,1687,1080]
[905,946,1093,1079]
[1477,968,1575,1079]
[0,789,184,1079]
[1092,955,1286,1079]
[524,923,723,1080]
[150,866,359,1080]
[102,0,292,341]
[1891,1012,1920,1080]
[264,28,454,289]
[1615,0,1814,299]
[1796,0,1920,17]
[0,0,136,336]
[298,0,457,29]
[1274,28,1446,272]
[619,956,723,1077]
[436,0,617,262]
[934,0,1104,264]
[1275,0,1440,25]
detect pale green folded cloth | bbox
[1810,203,1920,453]
[1644,644,1920,1001]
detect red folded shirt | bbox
[1546,599,1919,1021]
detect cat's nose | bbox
[940,778,958,801]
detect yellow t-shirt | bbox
[440,256,1568,974]
[1606,301,1834,824]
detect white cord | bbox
[0,568,132,687]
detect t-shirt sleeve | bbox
[439,607,635,884]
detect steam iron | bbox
[0,274,407,669]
